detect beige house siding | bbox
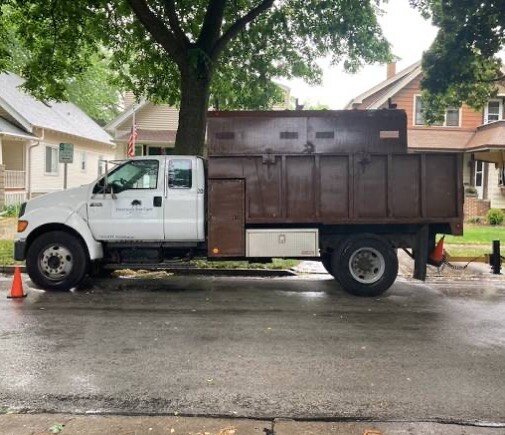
[462,154,472,185]
[2,140,25,170]
[487,164,505,209]
[118,103,179,131]
[28,131,115,195]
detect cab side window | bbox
[94,160,159,194]
[168,159,192,189]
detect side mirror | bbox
[110,185,117,200]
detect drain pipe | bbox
[26,128,44,200]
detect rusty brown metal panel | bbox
[286,156,315,219]
[207,110,408,155]
[425,154,458,218]
[354,154,388,218]
[243,156,282,219]
[319,156,350,219]
[391,155,421,218]
[208,179,245,257]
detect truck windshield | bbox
[94,160,159,194]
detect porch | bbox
[0,118,33,207]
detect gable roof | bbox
[0,117,36,140]
[104,99,148,132]
[345,61,422,110]
[0,72,113,145]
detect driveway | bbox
[0,274,504,426]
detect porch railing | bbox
[5,170,26,189]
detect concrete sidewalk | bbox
[0,414,504,435]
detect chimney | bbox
[387,62,396,80]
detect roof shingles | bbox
[0,72,112,145]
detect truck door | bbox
[88,159,165,241]
[163,157,204,241]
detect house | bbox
[346,61,505,215]
[0,72,115,206]
[107,83,294,158]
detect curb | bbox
[0,264,297,278]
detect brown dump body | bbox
[206,110,463,258]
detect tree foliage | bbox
[0,0,393,153]
[0,5,121,125]
[410,0,505,123]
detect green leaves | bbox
[0,0,392,110]
[413,0,505,123]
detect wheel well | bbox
[26,224,90,259]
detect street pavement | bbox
[0,273,505,429]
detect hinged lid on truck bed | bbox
[207,109,408,155]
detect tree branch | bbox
[197,0,227,53]
[162,0,189,45]
[211,0,275,58]
[127,0,185,64]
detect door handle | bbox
[153,196,162,207]
[131,199,141,206]
[89,202,102,207]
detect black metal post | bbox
[491,240,502,275]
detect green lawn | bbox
[444,224,505,257]
[445,224,505,245]
[0,240,15,265]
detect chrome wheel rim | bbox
[38,244,73,281]
[348,247,385,284]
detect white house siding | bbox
[487,164,505,209]
[28,131,115,196]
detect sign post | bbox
[59,143,74,189]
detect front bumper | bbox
[14,240,26,261]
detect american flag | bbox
[127,124,138,157]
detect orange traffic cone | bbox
[7,266,26,299]
[429,236,445,266]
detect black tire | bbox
[332,234,398,297]
[26,230,89,291]
[321,252,333,275]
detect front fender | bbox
[16,205,104,260]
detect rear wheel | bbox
[332,235,398,297]
[26,231,89,291]
[321,252,333,275]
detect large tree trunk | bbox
[173,68,211,156]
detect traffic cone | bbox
[7,266,26,299]
[429,236,445,266]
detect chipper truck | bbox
[14,110,463,296]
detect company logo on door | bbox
[112,202,155,219]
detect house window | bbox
[414,95,459,126]
[485,99,503,124]
[45,146,59,174]
[80,151,87,172]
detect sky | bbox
[277,0,439,109]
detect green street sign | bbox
[59,143,74,164]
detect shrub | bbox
[467,216,483,224]
[487,208,505,226]
[0,204,20,218]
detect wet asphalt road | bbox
[1,274,505,424]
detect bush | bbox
[487,208,505,226]
[0,204,20,218]
[467,216,484,224]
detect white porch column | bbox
[0,135,3,165]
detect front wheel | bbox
[26,231,89,291]
[332,235,398,297]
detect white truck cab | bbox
[14,156,206,290]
